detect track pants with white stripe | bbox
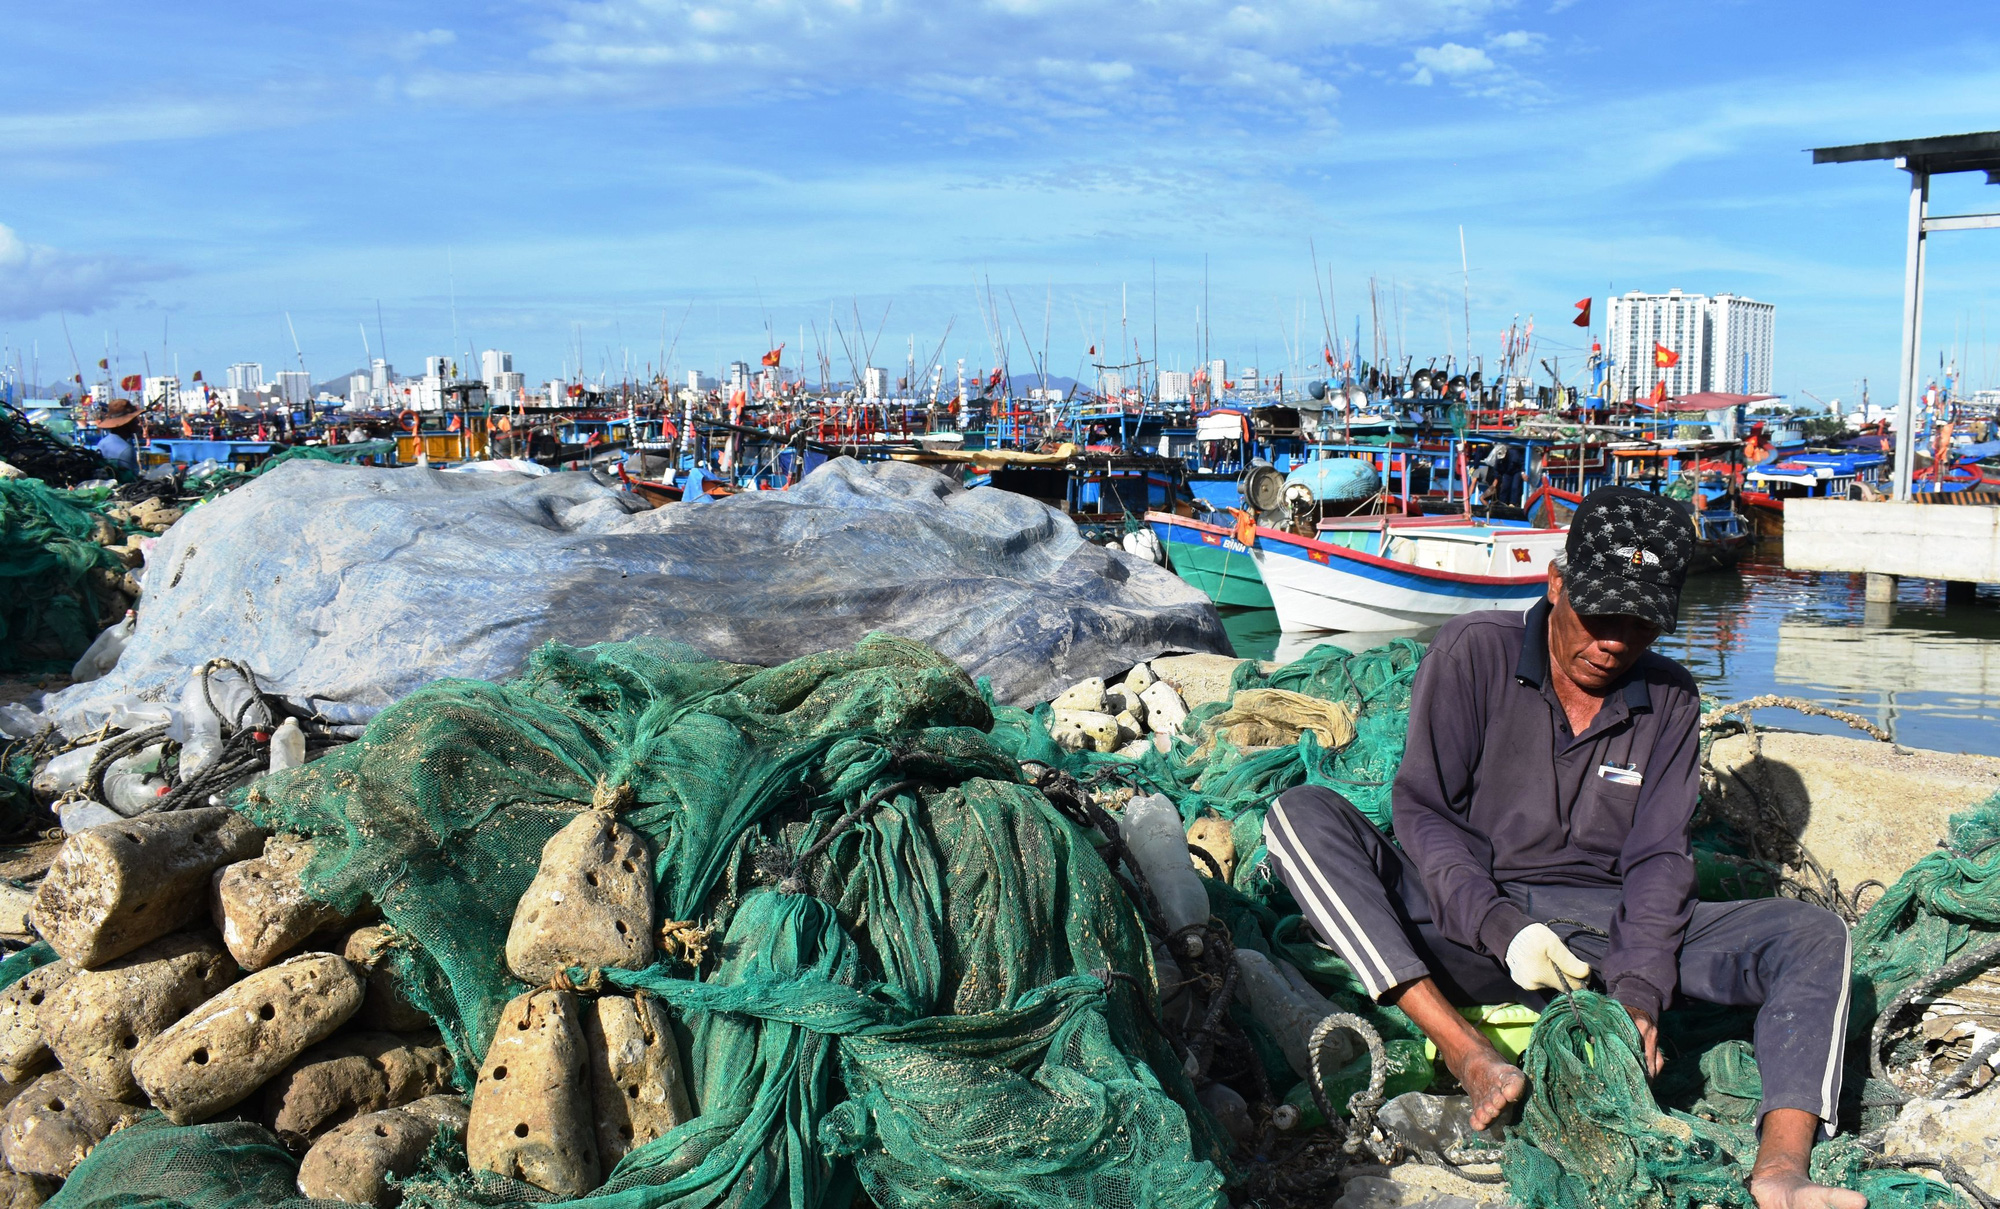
[1264,786,1853,1129]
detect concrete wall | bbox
[1784,499,2000,581]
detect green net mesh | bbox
[0,476,128,672]
[986,639,1424,897]
[53,634,1227,1209]
[183,440,400,497]
[1498,991,1953,1209]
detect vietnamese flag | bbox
[761,344,784,367]
[120,374,142,391]
[1653,343,1680,368]
[97,358,108,370]
[192,370,203,382]
[1572,298,1591,328]
[1650,380,1668,404]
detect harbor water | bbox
[1220,546,2000,758]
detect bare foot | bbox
[1442,1042,1527,1131]
[1748,1168,1868,1209]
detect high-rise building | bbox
[490,371,526,405]
[1157,370,1191,403]
[480,350,513,385]
[1707,295,1777,396]
[863,366,891,399]
[371,359,393,390]
[226,362,264,392]
[143,376,181,411]
[686,370,717,392]
[275,370,311,406]
[348,375,372,408]
[1605,289,1775,400]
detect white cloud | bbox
[1410,42,1495,82]
[0,224,171,321]
[386,29,457,62]
[1487,29,1545,52]
[500,0,1512,126]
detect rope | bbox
[1701,695,1892,744]
[1306,1011,1397,1164]
[1870,935,2000,1087]
[780,778,919,896]
[1867,1155,2000,1209]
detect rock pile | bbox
[0,796,692,1206]
[1044,662,1192,758]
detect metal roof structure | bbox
[1813,130,2000,183]
[1812,131,2000,498]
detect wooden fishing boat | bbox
[1144,511,1273,609]
[1255,516,1566,632]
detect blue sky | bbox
[2,0,1997,406]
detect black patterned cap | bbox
[1562,486,1693,633]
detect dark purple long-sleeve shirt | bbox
[1391,598,1703,1020]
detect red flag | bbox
[1088,345,1096,356]
[97,358,108,370]
[1323,347,1335,367]
[1572,298,1591,328]
[986,368,1003,388]
[567,384,585,399]
[448,413,462,432]
[192,370,203,382]
[1649,380,1668,404]
[1653,343,1679,369]
[761,345,784,367]
[72,373,83,384]
[120,374,142,391]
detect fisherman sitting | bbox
[1264,486,1863,1209]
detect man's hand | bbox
[1625,1005,1665,1077]
[1504,922,1592,993]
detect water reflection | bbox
[1216,547,2000,756]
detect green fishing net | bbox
[0,477,127,672]
[1499,991,1953,1209]
[184,440,399,497]
[53,634,1227,1209]
[987,639,1425,897]
[1501,801,2000,1209]
[1850,799,2000,1039]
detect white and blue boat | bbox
[1253,515,1567,632]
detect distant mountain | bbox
[314,369,368,396]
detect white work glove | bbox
[1505,923,1592,993]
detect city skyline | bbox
[2,1,1997,410]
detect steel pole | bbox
[1892,165,1929,499]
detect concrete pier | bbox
[1784,499,2000,589]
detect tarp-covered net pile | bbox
[52,634,1234,1209]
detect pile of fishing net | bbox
[0,403,129,487]
[47,634,1235,1209]
[0,477,130,673]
